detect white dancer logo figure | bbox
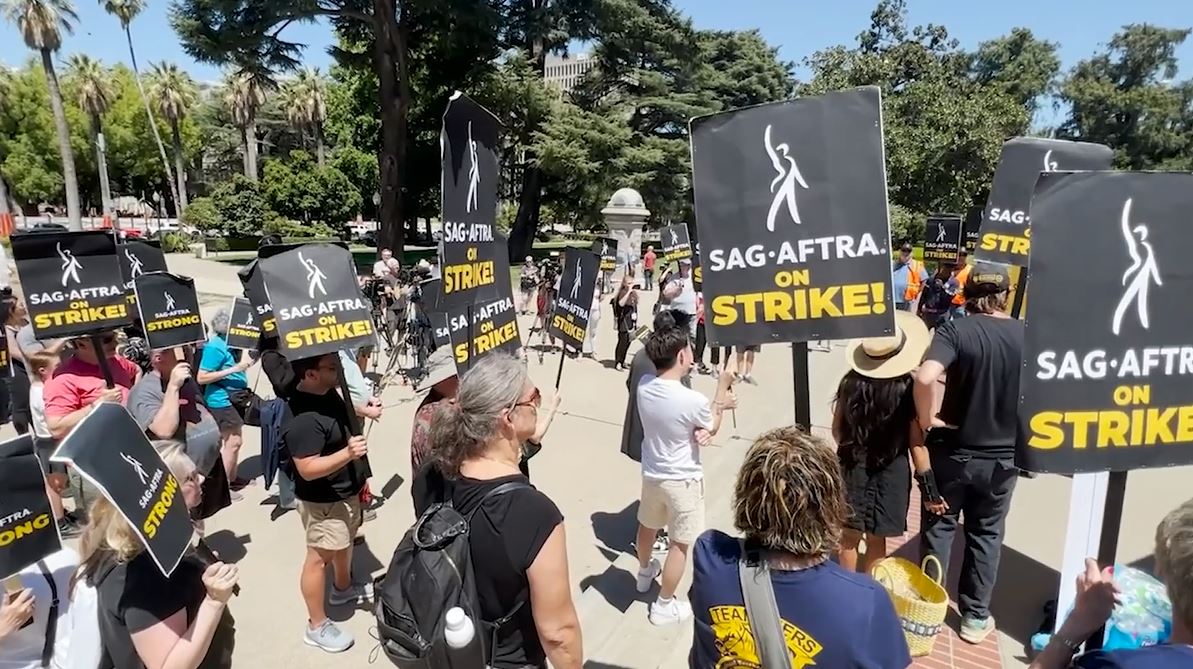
[1043,149,1058,173]
[245,310,253,325]
[936,220,947,242]
[670,229,679,246]
[465,121,480,214]
[121,452,149,486]
[570,257,582,300]
[1112,198,1162,336]
[299,252,328,299]
[600,241,608,256]
[164,292,176,311]
[124,248,144,278]
[58,243,82,286]
[764,124,810,231]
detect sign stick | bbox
[1087,470,1128,651]
[1010,265,1029,319]
[332,355,362,437]
[792,342,813,430]
[91,334,115,389]
[555,349,565,390]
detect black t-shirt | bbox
[925,314,1024,455]
[282,388,369,502]
[412,469,563,669]
[96,553,236,669]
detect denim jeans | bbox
[277,468,298,509]
[920,446,1018,622]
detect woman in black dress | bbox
[832,310,932,574]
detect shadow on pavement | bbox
[238,455,263,481]
[591,502,639,557]
[578,564,642,614]
[205,529,252,563]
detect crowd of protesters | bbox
[0,244,1188,669]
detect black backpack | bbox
[374,480,530,668]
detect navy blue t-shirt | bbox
[689,530,911,669]
[1076,645,1193,669]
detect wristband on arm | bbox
[915,470,944,503]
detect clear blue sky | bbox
[2,0,1190,88]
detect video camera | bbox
[539,256,562,287]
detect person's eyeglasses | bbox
[513,387,542,411]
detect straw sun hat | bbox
[846,311,931,379]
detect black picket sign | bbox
[922,213,963,263]
[225,297,263,351]
[442,93,501,228]
[0,435,63,580]
[117,240,169,286]
[416,280,453,349]
[962,206,982,256]
[690,87,895,346]
[134,272,205,350]
[0,327,9,379]
[259,243,374,360]
[592,238,618,272]
[548,250,600,350]
[660,224,693,264]
[52,404,192,576]
[237,259,277,339]
[437,222,503,311]
[1018,171,1193,474]
[976,137,1113,266]
[12,231,133,339]
[442,295,521,373]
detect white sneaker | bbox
[636,559,661,593]
[649,598,693,626]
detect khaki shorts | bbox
[638,478,705,544]
[298,498,362,551]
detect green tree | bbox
[1058,24,1192,170]
[66,54,115,218]
[210,174,267,236]
[180,195,220,232]
[147,62,197,211]
[2,0,82,228]
[970,27,1061,121]
[282,68,329,165]
[330,144,378,220]
[0,63,62,207]
[262,150,360,225]
[102,0,180,214]
[222,71,267,180]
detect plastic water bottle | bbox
[445,607,485,669]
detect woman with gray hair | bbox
[196,307,254,490]
[412,353,582,669]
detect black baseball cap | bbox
[900,243,914,253]
[966,261,1012,296]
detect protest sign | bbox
[117,240,168,308]
[592,238,618,272]
[976,137,1113,266]
[415,280,452,349]
[442,92,500,227]
[0,435,62,580]
[52,404,192,576]
[549,250,600,350]
[690,87,894,346]
[922,213,962,263]
[237,260,277,338]
[259,243,374,360]
[12,231,132,339]
[689,223,704,291]
[1018,171,1193,474]
[962,206,981,256]
[225,297,263,350]
[444,294,521,372]
[134,272,205,350]
[438,222,502,310]
[0,330,8,378]
[660,224,693,264]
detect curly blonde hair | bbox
[733,427,848,558]
[1156,498,1193,629]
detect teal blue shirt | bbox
[199,334,248,409]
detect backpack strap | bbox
[464,480,532,521]
[737,539,789,669]
[37,560,58,668]
[467,479,534,655]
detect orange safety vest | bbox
[903,259,924,301]
[952,264,972,306]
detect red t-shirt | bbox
[643,251,656,270]
[44,355,140,419]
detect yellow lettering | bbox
[1028,412,1064,449]
[979,232,1030,257]
[442,260,496,294]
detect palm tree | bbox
[0,69,12,228]
[283,68,328,166]
[67,54,114,219]
[101,0,179,213]
[2,0,82,229]
[147,62,196,212]
[223,72,266,180]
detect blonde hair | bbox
[76,441,197,588]
[733,427,848,558]
[1156,498,1193,629]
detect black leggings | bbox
[615,331,632,366]
[694,323,707,363]
[10,364,30,435]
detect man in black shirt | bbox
[913,261,1024,645]
[282,353,370,654]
